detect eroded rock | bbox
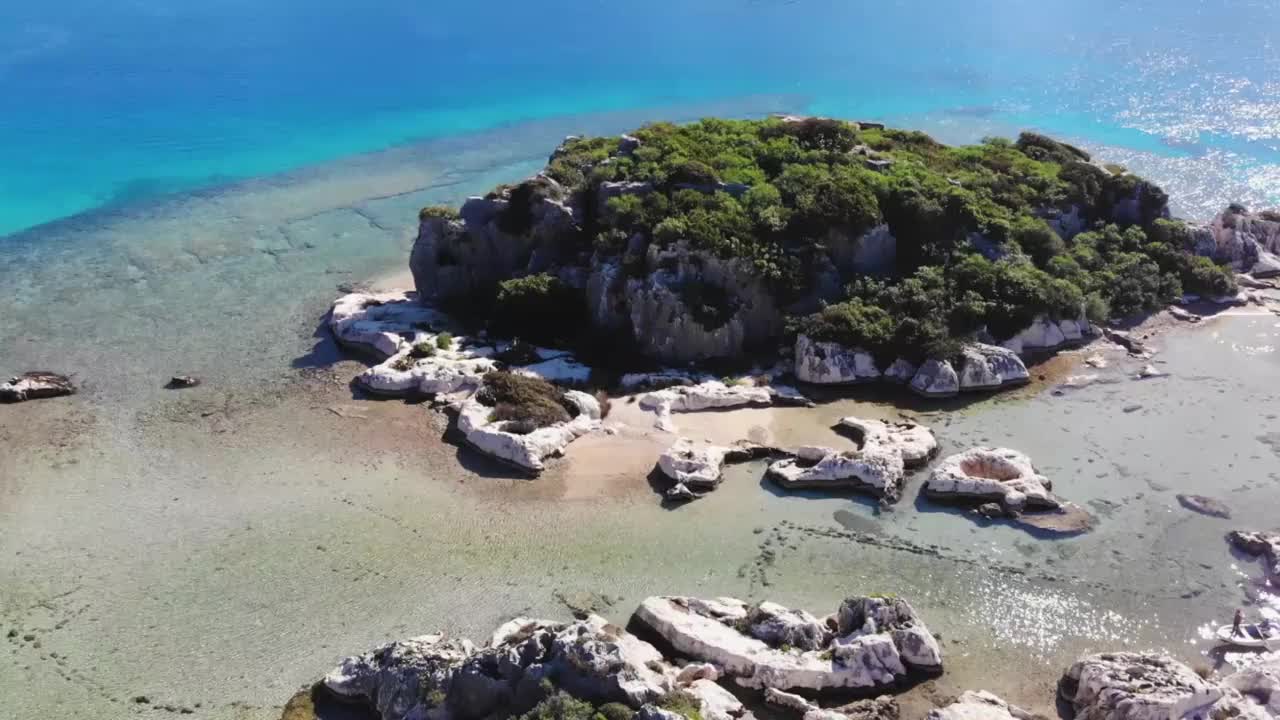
[837,417,939,469]
[925,448,1058,513]
[457,389,601,472]
[1227,530,1280,578]
[956,344,1029,392]
[767,445,906,501]
[640,381,773,432]
[795,334,881,385]
[910,360,960,398]
[929,691,1038,720]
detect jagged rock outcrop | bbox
[330,291,448,358]
[457,389,601,472]
[925,448,1058,513]
[1055,653,1277,720]
[795,334,881,385]
[767,445,906,501]
[929,691,1039,720]
[766,688,900,720]
[1227,530,1280,579]
[325,615,680,720]
[1191,206,1280,278]
[956,344,1030,392]
[0,372,76,403]
[836,417,938,468]
[632,595,941,693]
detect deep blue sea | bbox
[2,0,1279,237]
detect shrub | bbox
[1084,292,1111,324]
[658,691,704,720]
[478,371,573,430]
[595,704,633,720]
[435,332,454,351]
[519,691,598,720]
[410,342,437,359]
[680,280,736,330]
[798,299,894,351]
[419,205,460,222]
[491,273,588,346]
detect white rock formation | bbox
[457,390,601,472]
[1059,653,1225,720]
[640,381,773,432]
[956,344,1030,391]
[658,439,734,490]
[324,634,476,720]
[884,359,918,384]
[360,351,496,398]
[683,678,745,720]
[910,359,960,398]
[0,372,76,403]
[633,595,941,693]
[929,691,1038,720]
[329,291,446,358]
[925,448,1058,513]
[794,334,881,385]
[837,417,939,468]
[1000,314,1092,356]
[767,445,906,501]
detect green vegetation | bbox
[657,691,704,720]
[435,332,454,351]
[518,691,598,720]
[477,371,574,430]
[451,117,1234,364]
[595,703,634,720]
[419,205,461,222]
[410,341,437,359]
[492,273,588,346]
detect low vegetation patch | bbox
[477,371,574,430]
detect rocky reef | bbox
[0,372,76,403]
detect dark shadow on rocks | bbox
[283,682,380,720]
[293,315,355,370]
[435,411,538,481]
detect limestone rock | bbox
[745,601,831,652]
[683,678,745,720]
[1192,206,1280,276]
[956,344,1029,392]
[665,483,700,503]
[925,448,1058,512]
[640,381,773,432]
[0,372,76,403]
[910,360,960,398]
[794,334,881,385]
[765,688,817,714]
[929,691,1038,720]
[457,390,601,472]
[837,417,938,468]
[1227,530,1280,578]
[1058,653,1222,720]
[330,291,447,358]
[1176,494,1231,519]
[1102,328,1149,356]
[633,595,941,693]
[1000,314,1091,356]
[828,696,900,720]
[323,634,475,720]
[767,445,906,501]
[884,359,918,384]
[658,439,733,490]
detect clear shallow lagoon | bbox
[3,0,1280,236]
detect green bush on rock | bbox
[491,273,588,346]
[477,371,574,430]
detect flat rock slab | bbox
[0,372,76,403]
[1177,494,1232,519]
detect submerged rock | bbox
[1176,494,1231,519]
[929,691,1038,720]
[925,448,1058,513]
[632,595,941,692]
[0,372,76,403]
[164,375,201,390]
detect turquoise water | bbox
[3,0,1279,237]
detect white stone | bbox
[329,291,446,358]
[359,353,495,398]
[837,417,938,468]
[456,391,600,472]
[926,447,1058,512]
[909,360,960,398]
[956,344,1030,391]
[658,439,733,490]
[1060,653,1221,720]
[794,334,881,385]
[514,356,592,385]
[765,688,817,714]
[767,446,905,500]
[640,381,772,432]
[633,595,941,693]
[884,358,918,384]
[684,678,744,720]
[929,691,1037,720]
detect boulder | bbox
[925,448,1058,513]
[1057,653,1222,720]
[883,359,917,385]
[794,335,881,385]
[909,360,960,398]
[999,314,1092,356]
[632,595,941,693]
[359,351,496,398]
[683,678,745,720]
[929,691,1038,720]
[956,344,1030,392]
[658,439,733,489]
[745,601,831,652]
[457,390,601,472]
[1193,206,1280,276]
[323,634,475,720]
[837,417,938,468]
[1102,328,1148,356]
[767,445,906,501]
[0,372,76,403]
[330,291,447,358]
[1227,530,1280,578]
[164,376,201,390]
